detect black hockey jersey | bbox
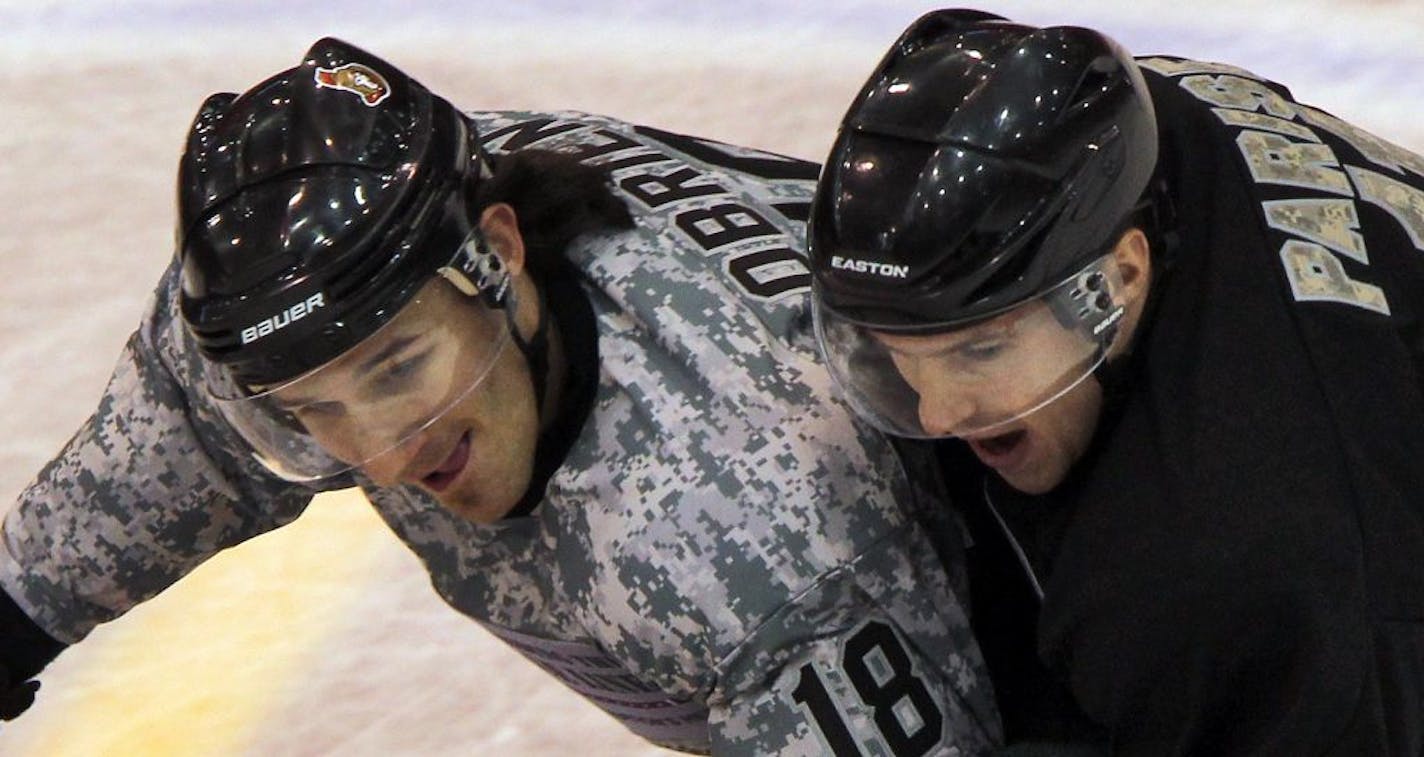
[946,57,1424,755]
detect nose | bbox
[917,388,980,437]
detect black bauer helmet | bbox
[177,37,495,387]
[808,10,1159,438]
[175,38,524,483]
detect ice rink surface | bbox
[1,1,1420,754]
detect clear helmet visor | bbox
[815,254,1127,439]
[208,269,515,482]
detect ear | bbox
[1112,226,1152,308]
[478,203,527,276]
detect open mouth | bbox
[421,430,471,492]
[966,428,1028,468]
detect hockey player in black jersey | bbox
[810,9,1424,755]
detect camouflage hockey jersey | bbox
[0,110,1000,755]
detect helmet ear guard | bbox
[437,231,512,310]
[1049,255,1126,347]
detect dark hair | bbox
[473,149,635,280]
[1126,171,1178,274]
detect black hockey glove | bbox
[0,667,39,721]
[0,587,65,722]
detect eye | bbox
[955,340,1005,362]
[387,356,421,378]
[375,350,432,390]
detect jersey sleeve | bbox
[706,518,1002,756]
[0,262,319,644]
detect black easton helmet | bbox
[178,36,496,387]
[808,10,1159,438]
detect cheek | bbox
[1040,381,1104,460]
[300,418,353,458]
[886,351,920,388]
[1030,381,1105,463]
[888,352,951,398]
[459,348,538,437]
[295,406,402,464]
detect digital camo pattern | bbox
[0,110,999,754]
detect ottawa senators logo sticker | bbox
[313,63,391,106]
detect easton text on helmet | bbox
[830,256,911,279]
[240,293,327,345]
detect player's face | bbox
[883,228,1153,494]
[958,374,1105,495]
[874,300,1096,432]
[876,314,1107,494]
[273,279,541,524]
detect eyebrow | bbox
[355,335,420,378]
[878,326,998,351]
[271,335,421,410]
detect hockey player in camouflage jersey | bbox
[0,38,1001,754]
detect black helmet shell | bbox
[809,10,1158,329]
[178,37,489,385]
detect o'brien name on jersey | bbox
[831,256,911,278]
[241,293,327,345]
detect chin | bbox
[433,489,509,525]
[999,461,1070,495]
[1001,473,1057,496]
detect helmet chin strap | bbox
[440,231,551,413]
[1092,279,1158,403]
[507,280,550,415]
[1092,346,1134,400]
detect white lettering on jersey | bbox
[481,116,816,304]
[1179,73,1298,119]
[1263,199,1368,264]
[1137,57,1263,80]
[1212,108,1321,143]
[1157,61,1424,315]
[1236,131,1353,195]
[1280,240,1390,314]
[1346,165,1424,251]
[1300,105,1424,179]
